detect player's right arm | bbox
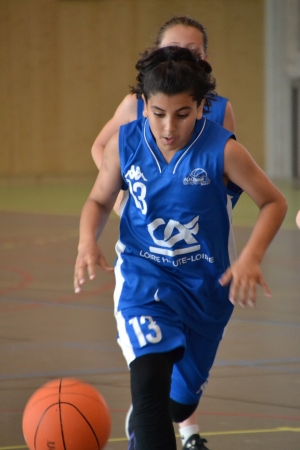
[75,131,123,293]
[91,94,138,169]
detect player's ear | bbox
[142,95,148,118]
[196,99,205,120]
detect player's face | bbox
[159,25,207,60]
[143,92,203,160]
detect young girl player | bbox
[75,47,287,450]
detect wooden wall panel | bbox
[0,0,264,177]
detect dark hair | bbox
[155,16,208,54]
[131,46,216,110]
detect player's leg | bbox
[130,350,179,450]
[170,329,222,450]
[115,302,185,450]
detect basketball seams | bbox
[23,378,111,450]
[60,402,101,450]
[33,402,61,450]
[32,402,102,450]
[58,379,67,450]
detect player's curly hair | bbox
[130,46,216,111]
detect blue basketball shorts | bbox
[115,301,222,405]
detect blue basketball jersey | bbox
[114,117,236,340]
[204,94,228,124]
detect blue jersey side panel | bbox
[116,117,236,340]
[204,94,227,125]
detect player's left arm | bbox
[220,139,288,307]
[222,101,235,133]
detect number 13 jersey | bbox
[115,116,236,340]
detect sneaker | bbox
[183,434,209,450]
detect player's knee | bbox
[170,398,199,423]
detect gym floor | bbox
[0,180,299,450]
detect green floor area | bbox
[0,179,299,229]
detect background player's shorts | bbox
[115,301,222,405]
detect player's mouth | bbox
[162,136,176,145]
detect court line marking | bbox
[2,427,300,449]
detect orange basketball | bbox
[22,378,111,450]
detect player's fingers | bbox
[228,277,240,306]
[87,259,97,281]
[219,267,232,287]
[259,276,272,298]
[98,254,114,272]
[74,268,85,293]
[247,280,257,307]
[238,279,248,308]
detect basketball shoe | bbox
[183,434,209,450]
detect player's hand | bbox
[74,240,114,293]
[219,256,272,307]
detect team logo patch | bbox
[147,216,200,256]
[183,168,210,185]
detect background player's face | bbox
[144,92,203,158]
[159,25,207,60]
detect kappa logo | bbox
[125,165,147,181]
[147,216,200,256]
[183,168,210,186]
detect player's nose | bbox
[164,117,176,133]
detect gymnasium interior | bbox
[1,1,299,449]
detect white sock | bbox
[179,424,200,446]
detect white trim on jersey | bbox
[116,311,136,366]
[173,118,206,174]
[143,120,162,173]
[114,240,126,313]
[119,188,129,217]
[143,118,206,174]
[114,240,136,365]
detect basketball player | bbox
[74,46,287,450]
[93,20,241,447]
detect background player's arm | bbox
[75,132,123,292]
[223,101,235,133]
[220,139,288,306]
[91,94,137,169]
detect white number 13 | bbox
[129,316,162,347]
[128,181,147,215]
